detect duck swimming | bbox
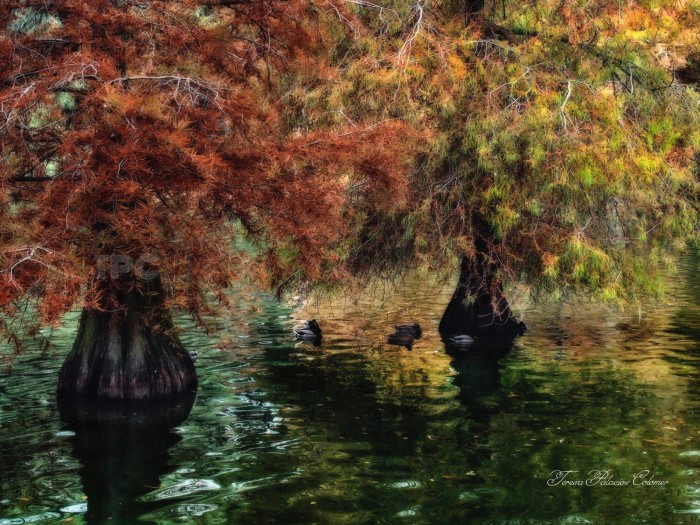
[387,331,415,349]
[294,319,322,341]
[394,323,422,339]
[447,334,477,348]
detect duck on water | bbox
[294,319,322,342]
[387,322,422,349]
[394,323,422,339]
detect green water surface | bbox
[1,259,699,524]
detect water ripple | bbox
[145,479,222,500]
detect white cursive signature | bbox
[547,469,669,487]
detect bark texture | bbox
[57,281,197,402]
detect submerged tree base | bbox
[57,304,197,402]
[439,257,525,349]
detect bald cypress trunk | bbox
[57,280,197,402]
[439,256,524,343]
[465,0,484,19]
[677,53,700,85]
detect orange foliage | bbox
[0,0,417,328]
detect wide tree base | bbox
[57,306,197,403]
[439,257,526,352]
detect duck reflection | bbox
[57,394,195,525]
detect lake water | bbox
[1,258,699,524]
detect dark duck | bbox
[394,323,422,339]
[445,334,477,350]
[294,319,322,342]
[387,323,421,349]
[387,332,415,349]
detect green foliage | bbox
[299,0,700,304]
[54,92,76,111]
[9,8,60,34]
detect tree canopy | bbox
[315,0,700,306]
[0,0,415,335]
[1,0,699,340]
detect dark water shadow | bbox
[448,342,512,422]
[57,394,195,524]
